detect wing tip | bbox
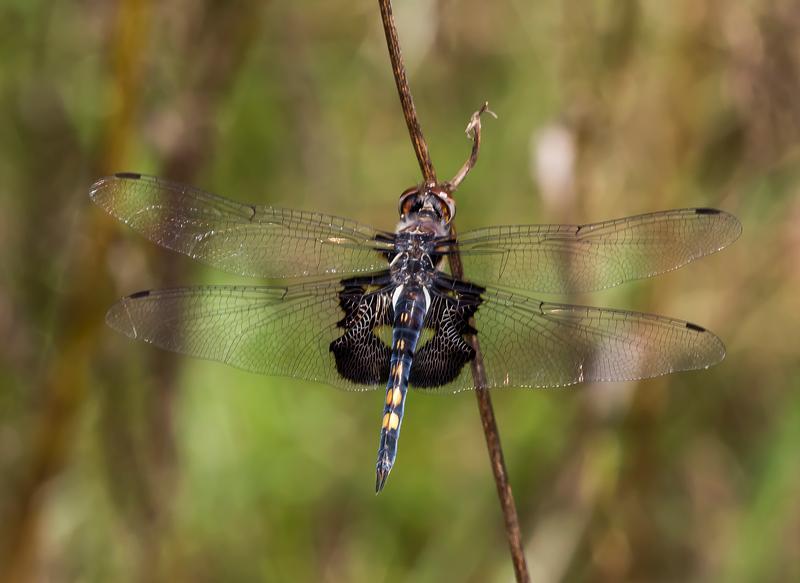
[105,296,139,339]
[88,177,110,203]
[89,172,144,203]
[726,213,744,245]
[686,322,727,368]
[694,207,743,248]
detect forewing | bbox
[90,173,394,279]
[448,209,741,293]
[105,280,389,391]
[416,286,725,392]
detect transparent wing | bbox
[90,173,394,279]
[105,280,384,392]
[446,209,741,293]
[422,286,726,392]
[106,282,725,393]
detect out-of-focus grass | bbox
[1,1,799,581]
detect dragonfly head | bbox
[397,184,456,229]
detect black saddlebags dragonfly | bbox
[91,173,740,491]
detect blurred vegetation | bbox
[1,0,799,581]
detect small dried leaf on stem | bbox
[445,102,498,193]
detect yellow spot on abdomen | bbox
[391,387,402,407]
[385,389,393,405]
[382,412,391,429]
[396,338,405,351]
[389,412,400,430]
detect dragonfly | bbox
[91,172,740,491]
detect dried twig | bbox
[377,0,437,183]
[445,107,530,583]
[445,102,497,192]
[376,2,530,581]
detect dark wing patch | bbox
[410,281,483,388]
[329,276,393,385]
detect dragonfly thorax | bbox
[389,232,438,287]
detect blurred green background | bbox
[1,0,799,581]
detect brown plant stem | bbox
[446,107,529,583]
[376,2,530,581]
[447,239,530,583]
[377,0,437,183]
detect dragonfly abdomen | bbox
[375,284,430,492]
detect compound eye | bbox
[398,187,421,217]
[440,197,456,223]
[428,188,456,223]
